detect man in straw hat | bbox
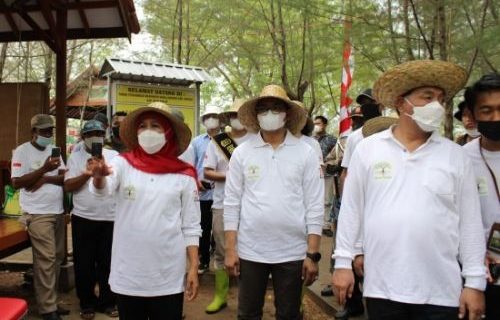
[332,60,487,320]
[11,114,67,320]
[202,98,254,314]
[463,73,500,320]
[224,84,324,319]
[190,105,222,274]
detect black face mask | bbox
[112,126,120,139]
[477,120,500,141]
[361,103,381,121]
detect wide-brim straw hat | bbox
[373,60,467,109]
[362,116,398,137]
[120,102,192,155]
[292,100,314,134]
[238,85,307,135]
[220,98,246,121]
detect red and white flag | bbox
[339,44,354,137]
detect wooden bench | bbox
[0,218,30,260]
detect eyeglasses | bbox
[255,103,288,114]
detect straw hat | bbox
[221,98,246,116]
[119,102,192,155]
[373,60,467,109]
[238,85,306,135]
[362,116,398,137]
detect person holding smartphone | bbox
[87,102,201,320]
[11,114,67,320]
[64,120,119,319]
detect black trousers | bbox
[366,298,458,320]
[116,293,184,320]
[238,259,303,320]
[199,200,213,266]
[71,215,115,310]
[485,284,500,320]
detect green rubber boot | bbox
[205,269,229,314]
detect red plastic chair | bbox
[0,298,28,320]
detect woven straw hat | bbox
[221,98,246,117]
[119,102,192,155]
[373,60,467,109]
[362,116,398,137]
[238,85,306,135]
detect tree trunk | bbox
[24,42,30,81]
[43,44,53,92]
[66,40,77,81]
[177,0,183,64]
[387,0,400,63]
[437,0,453,139]
[0,43,8,82]
[402,0,415,60]
[185,0,191,64]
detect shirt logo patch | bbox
[477,177,488,196]
[246,165,261,181]
[123,185,136,200]
[373,161,392,180]
[12,162,22,167]
[31,160,43,170]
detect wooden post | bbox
[55,7,67,161]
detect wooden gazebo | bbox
[0,0,140,159]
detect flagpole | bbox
[338,0,353,137]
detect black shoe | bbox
[57,306,70,315]
[335,300,364,319]
[322,229,334,237]
[42,311,62,320]
[198,263,209,274]
[321,284,334,296]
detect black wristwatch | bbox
[306,252,322,263]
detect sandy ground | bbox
[0,230,366,320]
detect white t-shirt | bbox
[179,144,195,166]
[341,128,364,168]
[224,131,324,263]
[335,129,486,307]
[463,139,500,285]
[11,142,65,214]
[65,147,118,221]
[90,156,202,296]
[301,135,324,165]
[203,133,253,210]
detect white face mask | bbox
[465,128,481,138]
[257,111,286,131]
[84,136,104,150]
[138,130,166,154]
[230,118,245,130]
[404,99,445,132]
[313,125,322,133]
[203,117,220,130]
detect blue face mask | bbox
[36,135,53,147]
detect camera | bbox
[489,263,500,281]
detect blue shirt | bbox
[191,133,213,201]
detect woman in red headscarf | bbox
[88,103,200,320]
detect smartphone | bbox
[201,180,212,190]
[51,147,61,158]
[91,143,103,158]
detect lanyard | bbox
[479,138,500,203]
